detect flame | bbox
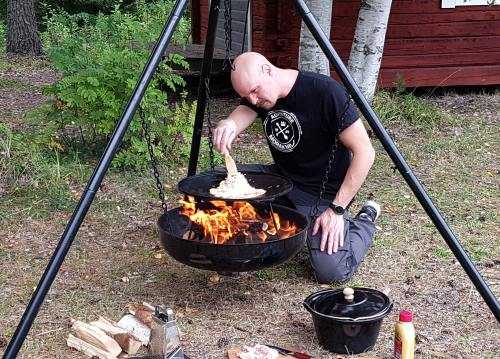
[179,196,298,244]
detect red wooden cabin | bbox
[191,0,500,88]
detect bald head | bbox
[230,52,281,110]
[231,52,272,95]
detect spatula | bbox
[224,153,238,176]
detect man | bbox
[213,52,380,283]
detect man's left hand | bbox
[312,208,345,255]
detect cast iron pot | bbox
[304,287,392,354]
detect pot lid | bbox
[304,287,392,322]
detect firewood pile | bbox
[66,302,159,358]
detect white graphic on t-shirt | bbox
[263,110,302,153]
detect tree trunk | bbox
[298,0,333,75]
[6,0,43,55]
[348,0,392,103]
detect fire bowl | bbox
[158,205,309,272]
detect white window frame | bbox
[442,0,498,8]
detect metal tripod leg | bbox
[188,0,221,176]
[2,1,190,357]
[292,0,499,321]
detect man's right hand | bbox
[213,119,237,154]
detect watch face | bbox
[329,203,345,215]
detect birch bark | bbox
[298,0,333,75]
[348,0,392,103]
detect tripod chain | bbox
[201,0,234,170]
[204,78,216,169]
[310,92,353,218]
[223,0,235,70]
[139,109,167,211]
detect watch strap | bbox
[328,202,346,215]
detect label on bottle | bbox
[394,334,402,359]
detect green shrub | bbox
[0,0,139,29]
[39,0,136,14]
[373,90,456,131]
[42,0,199,169]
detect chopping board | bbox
[227,347,295,359]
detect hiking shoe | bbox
[356,200,381,222]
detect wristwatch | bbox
[328,202,346,215]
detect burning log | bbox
[179,197,298,244]
[182,229,197,241]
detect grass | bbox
[373,90,457,132]
[370,90,499,254]
[0,77,36,91]
[0,143,91,220]
[434,246,452,259]
[0,53,51,72]
[0,57,499,358]
[0,59,8,71]
[255,258,309,281]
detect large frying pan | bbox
[177,170,293,202]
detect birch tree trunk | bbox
[298,0,333,75]
[6,0,43,55]
[348,0,392,103]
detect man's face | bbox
[233,65,279,110]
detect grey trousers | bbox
[213,164,376,283]
[296,201,375,284]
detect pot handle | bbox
[303,289,331,314]
[303,300,314,314]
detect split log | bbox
[117,314,151,345]
[89,317,126,335]
[67,334,118,359]
[141,302,156,311]
[126,303,155,328]
[90,317,142,355]
[71,320,122,357]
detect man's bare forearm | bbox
[226,105,257,134]
[333,148,375,208]
[213,105,258,154]
[333,119,375,208]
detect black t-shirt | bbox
[241,71,359,200]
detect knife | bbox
[265,345,313,359]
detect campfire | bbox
[179,196,298,244]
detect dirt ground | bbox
[0,56,499,358]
